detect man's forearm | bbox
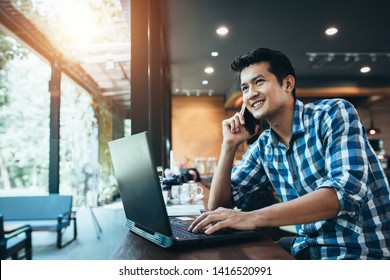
[208,142,239,210]
[252,187,341,228]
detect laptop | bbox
[108,131,264,248]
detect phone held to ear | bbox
[243,107,260,135]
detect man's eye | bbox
[255,79,264,85]
[241,86,248,92]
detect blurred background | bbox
[0,0,389,205]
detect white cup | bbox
[171,184,191,204]
[189,182,203,199]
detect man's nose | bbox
[247,85,259,98]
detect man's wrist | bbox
[221,140,240,152]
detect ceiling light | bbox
[368,109,381,135]
[204,67,214,74]
[306,52,390,67]
[325,27,338,36]
[369,128,379,135]
[326,53,335,62]
[360,66,371,73]
[211,51,219,57]
[369,53,377,62]
[216,26,229,36]
[202,80,208,85]
[308,53,316,62]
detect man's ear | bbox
[284,75,295,94]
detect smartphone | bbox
[243,107,260,135]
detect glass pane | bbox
[59,75,97,207]
[0,32,50,196]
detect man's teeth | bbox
[252,100,264,108]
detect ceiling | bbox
[1,0,390,116]
[165,0,390,108]
[0,0,131,115]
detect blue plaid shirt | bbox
[231,99,390,259]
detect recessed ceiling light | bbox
[204,67,214,74]
[216,26,229,36]
[360,66,371,73]
[202,80,209,85]
[325,27,338,36]
[211,51,219,57]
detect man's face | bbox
[240,62,292,122]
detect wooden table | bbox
[109,184,295,260]
[109,231,294,259]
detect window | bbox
[0,32,99,206]
[0,33,50,195]
[59,75,97,206]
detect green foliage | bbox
[0,34,28,108]
[0,40,118,206]
[0,52,51,191]
[0,35,99,206]
[0,1,124,204]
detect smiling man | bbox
[188,47,390,260]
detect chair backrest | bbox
[0,195,73,221]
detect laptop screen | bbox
[108,132,172,236]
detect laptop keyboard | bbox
[170,218,208,239]
[169,217,264,244]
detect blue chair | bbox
[0,195,77,248]
[0,214,32,260]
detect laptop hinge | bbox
[135,223,154,235]
[127,220,173,248]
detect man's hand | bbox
[188,207,258,234]
[222,103,259,146]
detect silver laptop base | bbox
[126,220,173,248]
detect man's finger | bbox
[240,102,246,115]
[188,212,207,231]
[204,220,228,234]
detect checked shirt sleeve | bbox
[319,99,369,219]
[230,142,269,209]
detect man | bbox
[188,48,390,260]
